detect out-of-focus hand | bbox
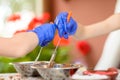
[54,12,77,39]
[30,23,56,47]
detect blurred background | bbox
[0,0,116,73]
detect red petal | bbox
[7,14,21,21]
[77,41,91,55]
[14,30,27,35]
[53,34,70,46]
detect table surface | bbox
[0,73,43,80]
[0,72,120,80]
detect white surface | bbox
[72,74,109,80]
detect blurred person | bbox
[0,23,56,58]
[1,4,120,70]
[94,0,120,70]
[54,7,120,70]
[0,12,77,58]
[54,12,120,40]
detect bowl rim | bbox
[9,61,45,65]
[9,61,84,70]
[31,62,83,69]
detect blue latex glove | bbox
[29,23,56,47]
[54,12,77,39]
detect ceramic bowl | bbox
[31,61,83,80]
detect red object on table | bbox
[83,67,118,80]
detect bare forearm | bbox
[0,32,38,58]
[74,14,120,40]
[74,21,108,40]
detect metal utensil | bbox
[48,11,72,68]
[34,47,43,62]
[48,39,61,68]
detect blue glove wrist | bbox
[28,23,56,47]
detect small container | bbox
[31,61,83,80]
[10,61,41,77]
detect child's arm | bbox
[74,14,120,40]
[0,32,38,58]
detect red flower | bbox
[7,14,21,21]
[41,12,50,23]
[53,34,70,46]
[13,12,50,35]
[14,30,27,34]
[27,12,50,30]
[77,41,91,55]
[27,17,43,30]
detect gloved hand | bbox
[54,12,77,39]
[29,23,56,47]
